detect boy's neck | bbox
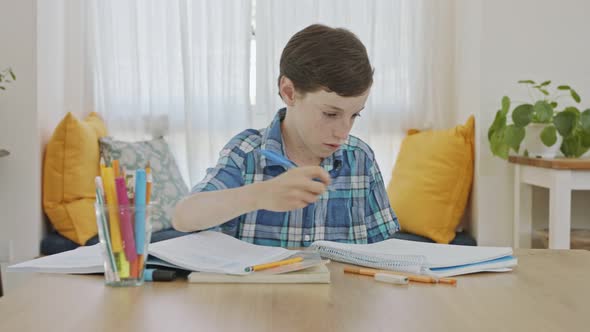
[280,114,322,166]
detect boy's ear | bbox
[279,76,296,106]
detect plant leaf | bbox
[533,100,553,123]
[539,88,549,96]
[488,110,506,140]
[9,69,15,80]
[501,96,510,116]
[504,125,525,152]
[571,89,581,103]
[540,80,551,87]
[557,85,571,90]
[512,104,534,127]
[580,109,590,132]
[524,149,529,157]
[560,133,587,158]
[550,102,558,109]
[540,125,558,147]
[518,80,536,84]
[581,129,590,148]
[490,128,510,159]
[554,110,577,137]
[560,136,576,157]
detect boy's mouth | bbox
[324,143,341,150]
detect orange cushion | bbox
[386,116,474,244]
[43,112,107,245]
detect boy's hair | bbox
[278,24,374,98]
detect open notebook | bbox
[9,231,515,279]
[7,231,328,280]
[310,239,517,278]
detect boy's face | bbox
[289,88,369,159]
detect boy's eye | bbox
[323,112,338,118]
[352,113,362,119]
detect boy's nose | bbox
[333,128,350,141]
[333,121,352,140]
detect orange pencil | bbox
[145,162,152,204]
[343,266,457,285]
[245,257,303,272]
[130,259,139,279]
[113,159,120,178]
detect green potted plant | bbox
[488,80,590,159]
[0,67,16,91]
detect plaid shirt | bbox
[192,108,399,247]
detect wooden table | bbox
[510,156,590,249]
[1,249,589,332]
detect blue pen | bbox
[134,169,147,255]
[260,149,297,168]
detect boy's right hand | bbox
[255,166,331,212]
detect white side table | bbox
[511,156,590,249]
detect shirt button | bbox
[304,235,310,241]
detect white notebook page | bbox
[7,245,103,274]
[148,231,298,274]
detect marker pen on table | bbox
[143,269,177,282]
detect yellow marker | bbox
[102,167,123,253]
[115,253,130,279]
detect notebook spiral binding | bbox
[311,245,426,274]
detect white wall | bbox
[454,0,590,246]
[0,0,41,289]
[1,0,89,294]
[38,0,89,144]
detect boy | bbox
[173,24,399,247]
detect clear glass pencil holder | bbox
[95,203,153,287]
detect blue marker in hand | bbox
[260,149,297,169]
[260,149,332,184]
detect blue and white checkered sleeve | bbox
[189,136,247,237]
[365,160,400,243]
[191,146,245,194]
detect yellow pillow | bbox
[387,116,474,244]
[43,112,107,245]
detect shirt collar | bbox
[260,108,343,171]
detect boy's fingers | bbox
[299,180,327,195]
[298,191,319,204]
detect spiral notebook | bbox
[310,239,517,278]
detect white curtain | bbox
[82,0,452,186]
[256,0,454,183]
[87,0,252,186]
